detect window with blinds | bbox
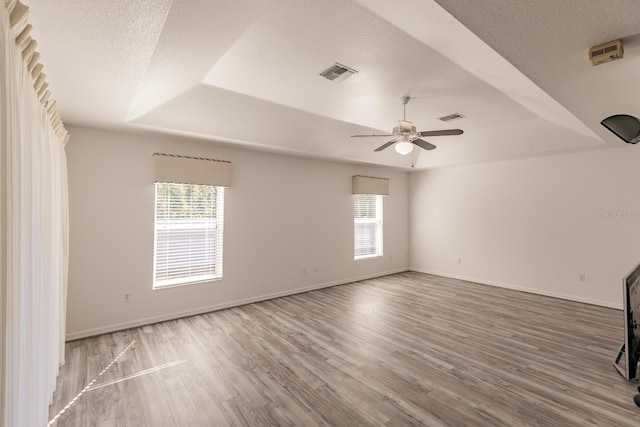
[153,182,224,288]
[354,194,383,259]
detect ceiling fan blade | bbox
[412,138,437,151]
[418,129,463,137]
[351,134,394,138]
[374,140,397,152]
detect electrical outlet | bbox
[458,257,462,264]
[314,265,318,272]
[302,266,307,274]
[579,274,586,282]
[123,292,132,303]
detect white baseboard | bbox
[66,268,409,341]
[410,268,622,310]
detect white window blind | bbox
[354,194,383,259]
[153,182,224,288]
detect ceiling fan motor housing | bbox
[393,121,416,138]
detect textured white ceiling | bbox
[24,0,173,126]
[25,0,639,169]
[433,0,640,147]
[201,0,533,132]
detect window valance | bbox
[352,175,389,195]
[153,153,231,187]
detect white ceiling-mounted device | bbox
[319,62,358,82]
[589,39,623,65]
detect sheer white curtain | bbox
[1,1,69,426]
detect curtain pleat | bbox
[1,1,69,425]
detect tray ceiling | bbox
[25,0,640,169]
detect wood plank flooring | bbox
[49,272,640,426]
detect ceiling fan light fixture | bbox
[395,140,414,155]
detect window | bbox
[153,182,224,288]
[354,194,383,259]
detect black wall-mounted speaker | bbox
[601,114,640,144]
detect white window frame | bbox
[153,182,224,289]
[353,194,383,260]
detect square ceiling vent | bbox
[438,112,465,122]
[320,62,358,82]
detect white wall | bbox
[409,145,640,309]
[66,126,409,339]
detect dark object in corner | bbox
[601,114,640,144]
[634,394,640,408]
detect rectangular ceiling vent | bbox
[589,39,623,65]
[438,112,465,122]
[320,62,358,82]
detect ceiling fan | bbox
[351,96,463,155]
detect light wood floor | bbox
[49,272,640,426]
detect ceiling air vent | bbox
[589,39,623,65]
[320,62,357,82]
[438,112,465,122]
